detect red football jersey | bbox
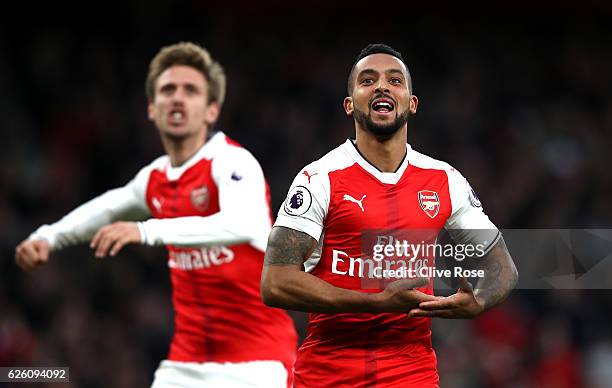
[139,132,297,369]
[276,139,499,388]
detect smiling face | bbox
[344,53,418,138]
[147,65,220,141]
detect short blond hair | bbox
[145,42,226,106]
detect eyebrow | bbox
[357,68,406,77]
[159,81,201,90]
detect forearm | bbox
[138,212,264,249]
[263,226,381,313]
[473,237,518,310]
[261,265,379,313]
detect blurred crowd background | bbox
[1,2,612,387]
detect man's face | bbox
[344,53,418,137]
[148,65,219,140]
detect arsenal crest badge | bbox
[418,190,440,219]
[191,185,210,212]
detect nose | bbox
[374,79,390,94]
[171,87,187,104]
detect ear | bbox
[205,102,221,125]
[409,95,418,114]
[147,101,155,121]
[343,97,354,116]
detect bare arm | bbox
[261,226,434,313]
[410,236,518,319]
[473,236,518,310]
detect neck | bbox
[161,130,209,167]
[354,125,407,172]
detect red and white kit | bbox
[32,132,297,388]
[275,139,499,388]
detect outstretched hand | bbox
[90,222,142,258]
[408,277,484,319]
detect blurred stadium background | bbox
[1,2,611,387]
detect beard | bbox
[353,107,410,138]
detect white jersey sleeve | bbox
[138,147,272,251]
[444,168,500,254]
[274,165,330,242]
[30,165,152,250]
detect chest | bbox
[145,159,220,218]
[325,165,451,234]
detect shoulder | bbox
[282,144,350,207]
[208,133,266,185]
[212,133,262,168]
[407,146,455,172]
[124,155,169,196]
[300,142,356,177]
[135,155,168,179]
[407,146,468,182]
[149,155,169,171]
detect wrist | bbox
[363,291,390,313]
[30,225,56,250]
[473,292,487,314]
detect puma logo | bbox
[302,170,318,184]
[343,194,366,212]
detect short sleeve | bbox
[445,168,500,255]
[211,147,268,216]
[274,166,329,241]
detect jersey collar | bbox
[343,139,411,184]
[165,131,225,181]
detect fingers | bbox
[418,296,457,310]
[15,243,33,271]
[418,285,476,310]
[90,228,103,250]
[19,241,37,258]
[109,236,129,257]
[91,223,138,258]
[416,294,444,303]
[15,240,48,271]
[409,308,456,319]
[34,240,50,262]
[95,232,115,258]
[92,225,119,258]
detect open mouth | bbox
[371,98,395,114]
[168,109,186,124]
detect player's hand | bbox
[408,277,484,319]
[375,277,438,313]
[90,222,142,258]
[15,239,51,272]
